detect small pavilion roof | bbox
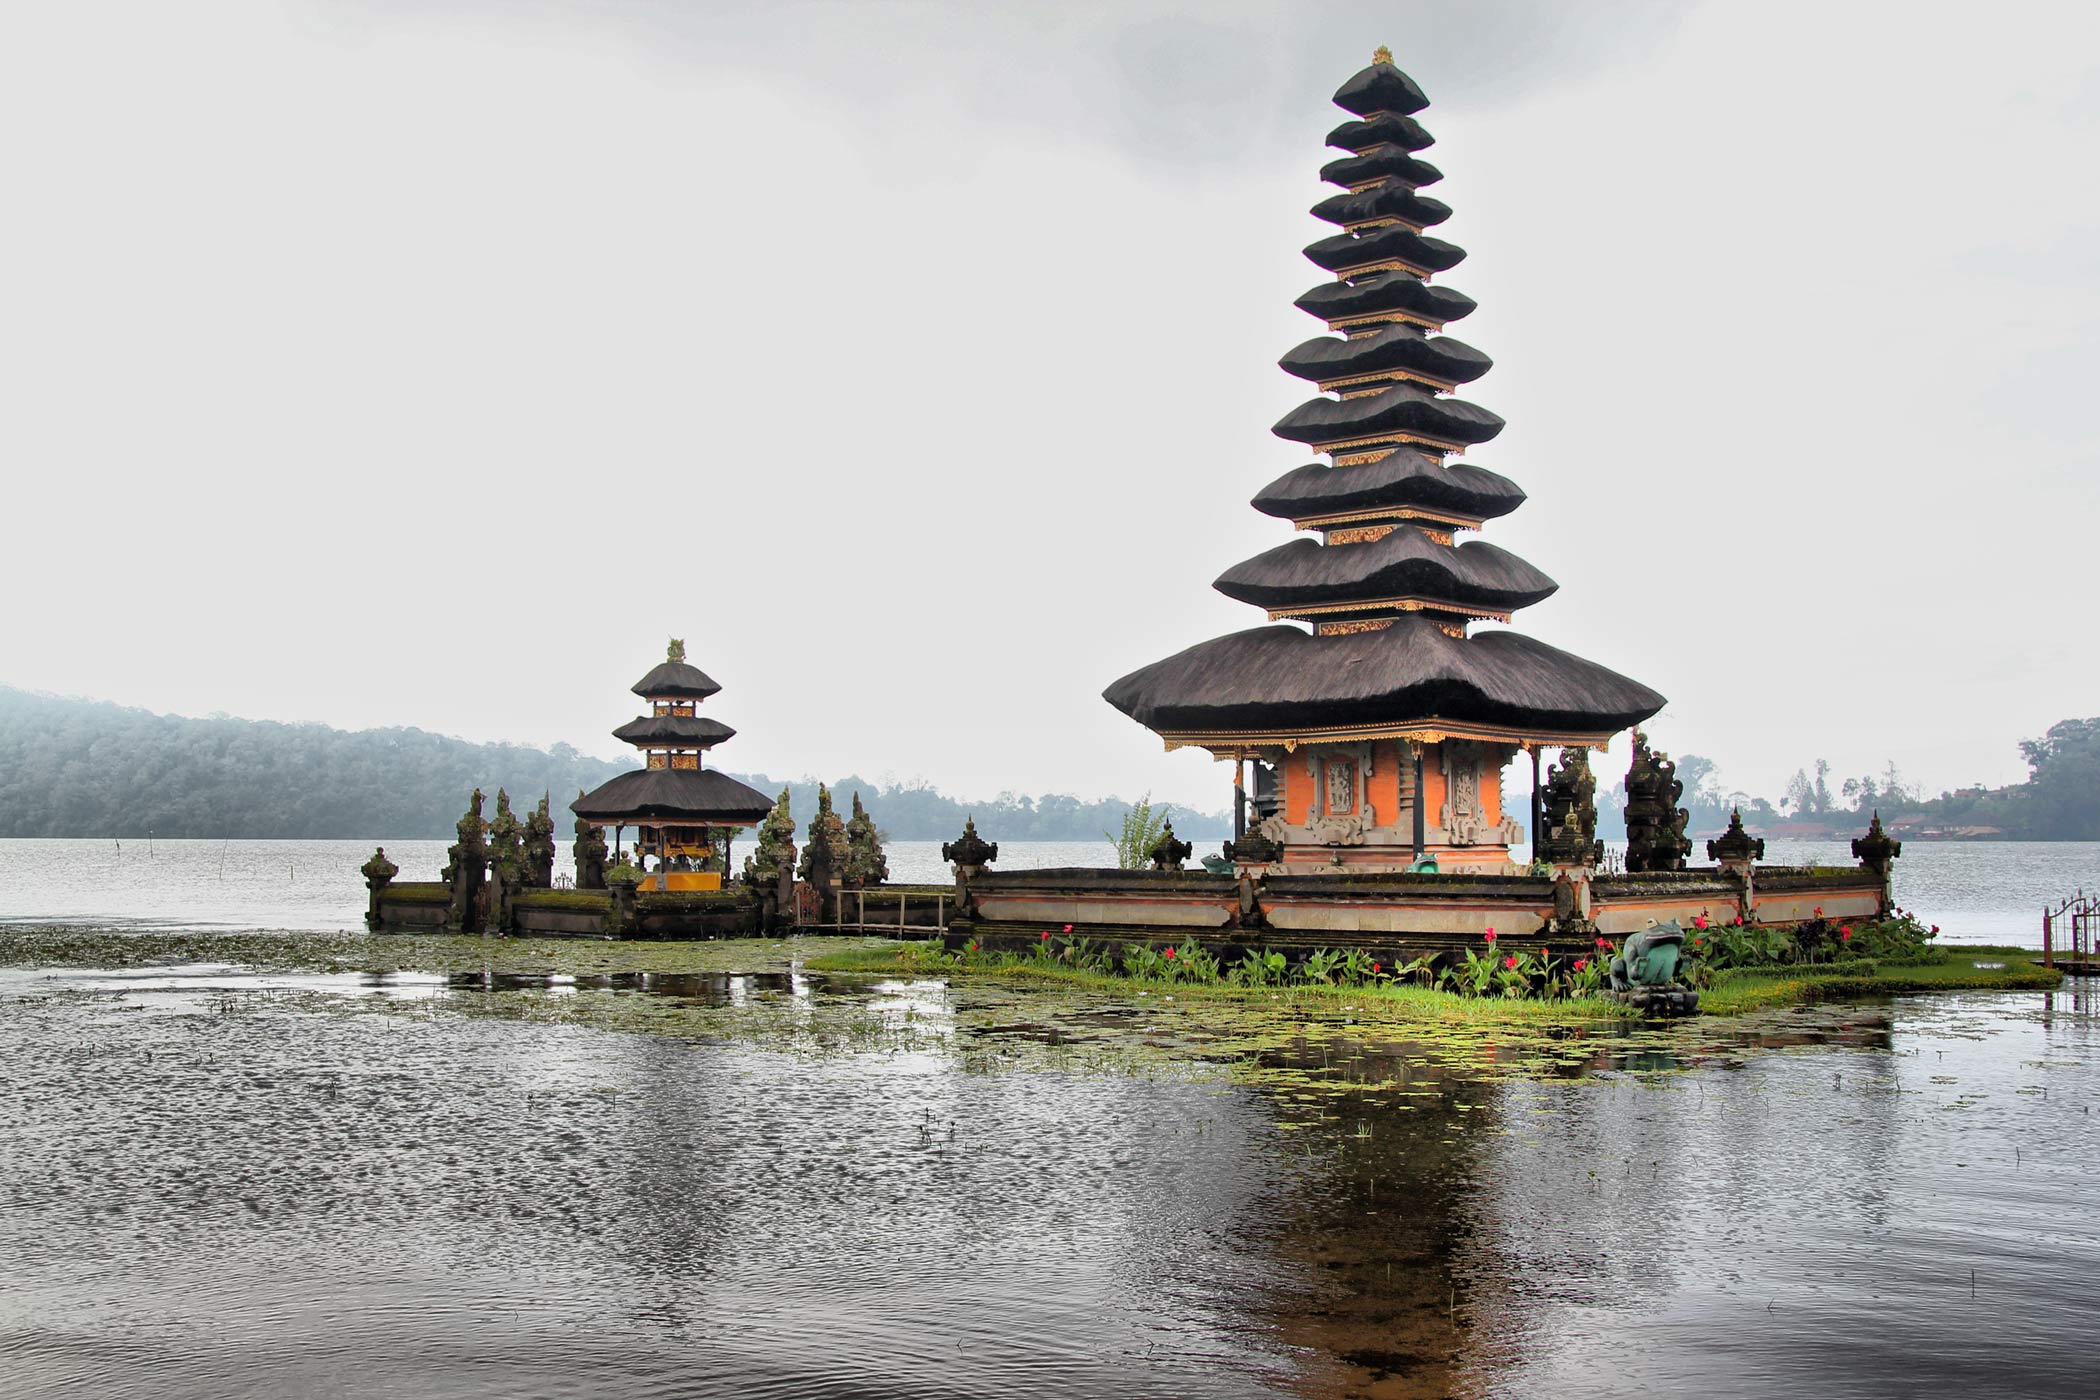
[1103,618,1665,746]
[1251,451,1525,525]
[1326,111,1434,153]
[1304,224,1466,276]
[1272,381,1504,449]
[1279,326,1490,387]
[631,659,721,700]
[1294,271,1475,328]
[1215,529,1556,616]
[1320,148,1442,189]
[1332,55,1430,118]
[611,714,737,748]
[572,768,775,825]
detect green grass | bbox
[809,940,2066,1025]
[1699,946,2061,1015]
[803,942,1637,1027]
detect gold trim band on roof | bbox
[1320,367,1459,395]
[1336,258,1433,281]
[1330,310,1444,334]
[1294,503,1485,532]
[1343,216,1427,236]
[1265,594,1511,623]
[1158,717,1619,755]
[1316,429,1466,457]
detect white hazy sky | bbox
[4,1,2096,813]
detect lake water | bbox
[2,963,2097,1398]
[2,837,2094,945]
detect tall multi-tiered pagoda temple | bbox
[573,639,775,891]
[1105,49,1665,873]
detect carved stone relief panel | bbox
[1326,758,1356,816]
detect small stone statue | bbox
[1146,819,1193,871]
[1623,729,1692,873]
[1534,748,1603,866]
[843,791,889,888]
[572,792,608,890]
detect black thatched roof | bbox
[1295,272,1474,328]
[1215,529,1556,615]
[1304,224,1466,276]
[1280,326,1490,387]
[611,714,737,748]
[1251,452,1525,524]
[572,767,775,824]
[1327,111,1434,153]
[1273,381,1503,448]
[1310,183,1452,230]
[1332,58,1430,118]
[1320,149,1441,189]
[630,659,721,699]
[1103,619,1666,741]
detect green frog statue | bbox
[1607,918,1700,1015]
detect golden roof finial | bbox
[667,637,686,663]
[1373,44,1393,65]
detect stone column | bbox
[1852,811,1902,916]
[941,817,998,924]
[1705,807,1765,924]
[607,868,640,936]
[360,847,398,933]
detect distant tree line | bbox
[1644,718,2100,840]
[0,687,1231,841]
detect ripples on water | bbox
[5,964,2100,1398]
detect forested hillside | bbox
[0,688,1231,840]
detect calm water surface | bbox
[1,838,2092,944]
[3,964,2098,1399]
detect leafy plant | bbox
[1227,949,1289,987]
[1107,794,1172,870]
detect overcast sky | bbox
[4,1,2096,813]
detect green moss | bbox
[510,889,613,911]
[381,883,451,905]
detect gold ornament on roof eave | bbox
[1373,45,1394,66]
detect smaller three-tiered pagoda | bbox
[572,639,775,891]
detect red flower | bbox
[1503,954,1519,970]
[1164,947,1176,959]
[1694,915,1709,930]
[1733,916,1744,926]
[1814,907,1824,918]
[1693,937,1704,947]
[1484,927,1498,943]
[1574,958,1589,972]
[1931,925,1940,934]
[1040,930,1051,940]
[1596,936,1610,949]
[1371,962,1381,973]
[968,942,979,952]
[1062,924,1073,933]
[1840,928,1853,942]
